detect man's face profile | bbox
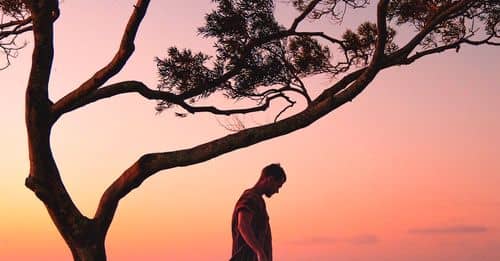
[263,176,285,198]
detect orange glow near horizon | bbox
[1,1,499,260]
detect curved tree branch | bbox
[52,0,150,117]
[0,24,31,38]
[290,75,312,104]
[274,95,296,122]
[290,0,322,31]
[373,0,389,61]
[395,0,475,58]
[0,16,31,30]
[53,80,292,119]
[295,31,344,45]
[463,35,500,46]
[169,94,286,116]
[0,15,32,38]
[402,34,500,64]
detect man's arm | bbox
[237,209,269,261]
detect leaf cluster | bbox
[156,0,333,105]
[1,0,30,69]
[199,0,281,59]
[342,22,398,65]
[291,0,370,21]
[0,0,27,17]
[388,0,499,49]
[288,35,331,74]
[156,47,223,98]
[198,0,290,98]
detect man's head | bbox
[258,163,286,198]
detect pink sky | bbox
[1,1,499,260]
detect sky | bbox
[1,1,499,260]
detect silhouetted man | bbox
[230,163,286,261]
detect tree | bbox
[1,0,498,260]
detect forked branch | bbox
[52,0,151,116]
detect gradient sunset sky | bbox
[1,1,499,260]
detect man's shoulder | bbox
[239,189,261,201]
[235,189,263,209]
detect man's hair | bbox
[261,163,286,182]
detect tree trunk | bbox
[70,240,107,261]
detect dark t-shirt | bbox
[230,189,272,261]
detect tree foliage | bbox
[0,0,26,15]
[156,0,498,114]
[0,0,30,69]
[387,0,500,48]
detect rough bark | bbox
[70,239,107,261]
[23,1,105,260]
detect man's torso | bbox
[230,189,272,261]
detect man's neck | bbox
[250,185,265,197]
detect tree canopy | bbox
[153,0,499,117]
